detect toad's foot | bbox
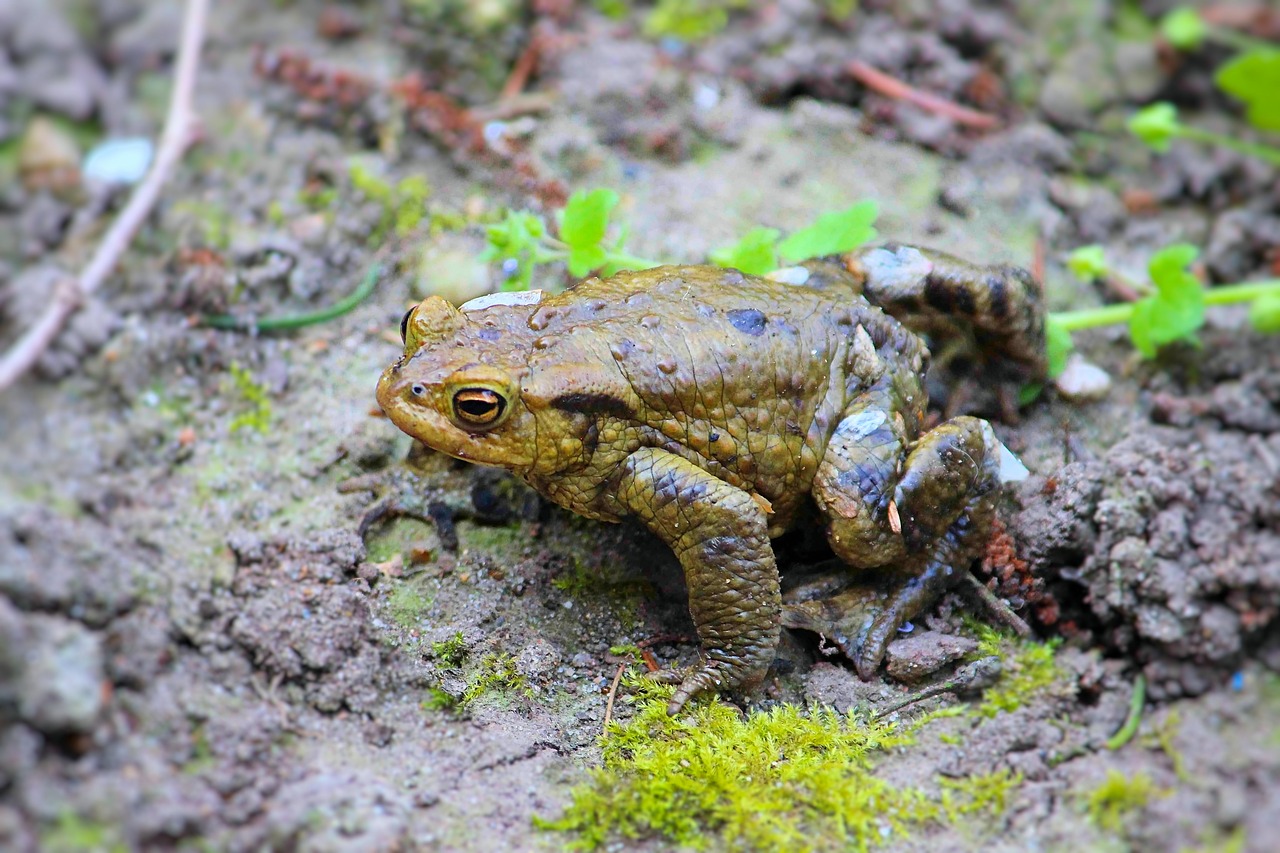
[781,561,955,677]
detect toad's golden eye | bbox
[452,388,506,426]
[399,308,414,344]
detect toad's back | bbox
[520,264,928,529]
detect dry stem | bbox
[0,0,209,391]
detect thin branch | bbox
[846,59,1002,131]
[0,0,209,391]
[602,661,627,734]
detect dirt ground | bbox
[2,0,1280,850]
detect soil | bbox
[2,0,1279,850]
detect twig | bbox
[0,0,208,391]
[500,34,542,101]
[846,60,1002,131]
[1105,674,1147,750]
[603,661,627,734]
[962,571,1031,638]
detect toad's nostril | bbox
[410,383,426,397]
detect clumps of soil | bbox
[1011,330,1280,700]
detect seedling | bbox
[482,188,880,289]
[1128,102,1280,166]
[1053,244,1280,367]
[1133,9,1280,163]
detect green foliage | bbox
[1128,243,1204,358]
[1216,49,1280,132]
[643,0,743,41]
[42,811,127,853]
[227,363,272,434]
[536,678,1017,850]
[1249,292,1280,333]
[482,210,548,290]
[1128,102,1181,153]
[348,162,432,242]
[479,189,878,290]
[710,226,781,275]
[560,188,621,276]
[1045,315,1074,378]
[776,200,879,264]
[431,631,468,668]
[1066,244,1108,281]
[1159,7,1206,51]
[1085,770,1165,834]
[821,0,858,20]
[459,652,532,706]
[967,622,1063,718]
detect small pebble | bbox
[1054,353,1112,402]
[83,137,153,185]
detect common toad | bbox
[376,245,1044,714]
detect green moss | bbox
[968,622,1063,717]
[431,631,468,668]
[348,161,432,242]
[386,579,433,629]
[550,556,650,629]
[537,678,1016,851]
[460,652,532,706]
[42,811,127,853]
[227,363,272,434]
[1183,826,1247,853]
[1085,770,1166,834]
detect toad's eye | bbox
[399,308,414,344]
[452,388,506,426]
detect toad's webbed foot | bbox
[813,408,1005,679]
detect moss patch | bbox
[536,679,1018,851]
[1085,769,1166,834]
[969,622,1064,717]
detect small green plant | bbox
[227,363,272,433]
[967,623,1063,717]
[459,652,532,706]
[710,201,879,274]
[1085,770,1166,834]
[348,161,432,242]
[430,631,468,668]
[536,677,1018,850]
[1128,102,1280,166]
[482,187,881,290]
[1051,244,1280,364]
[1134,8,1280,162]
[42,811,127,853]
[642,0,746,41]
[483,189,658,290]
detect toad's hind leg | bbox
[794,408,1002,679]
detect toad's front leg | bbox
[606,447,781,716]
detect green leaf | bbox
[1128,243,1205,357]
[1127,103,1183,153]
[567,243,609,277]
[560,188,619,250]
[777,201,879,264]
[1159,7,1207,50]
[1066,245,1108,281]
[1128,298,1158,358]
[1249,293,1280,333]
[710,227,780,275]
[1045,316,1074,378]
[1216,49,1280,132]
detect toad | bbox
[376,245,1044,714]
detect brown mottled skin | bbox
[376,245,1045,714]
